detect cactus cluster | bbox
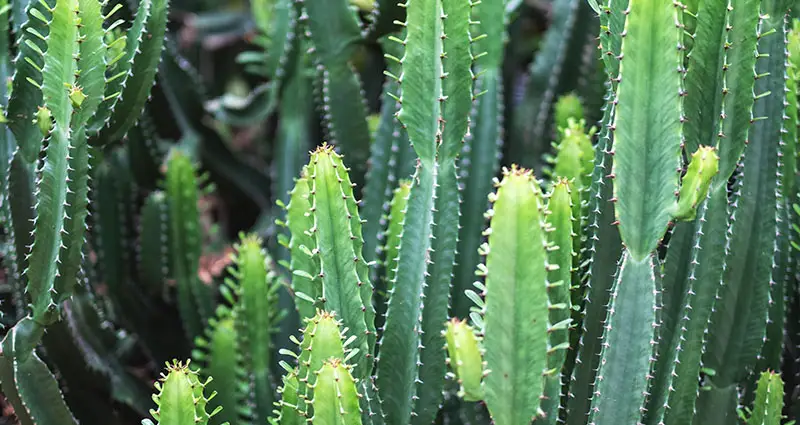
[1,0,799,424]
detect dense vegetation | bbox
[1,0,800,424]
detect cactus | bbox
[286,145,376,379]
[142,360,222,425]
[192,306,250,425]
[229,234,282,423]
[0,0,798,424]
[310,359,364,425]
[744,371,785,425]
[452,0,506,319]
[375,0,473,423]
[165,148,215,340]
[443,318,484,402]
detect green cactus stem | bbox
[301,144,376,379]
[165,148,215,341]
[539,178,574,423]
[0,317,78,425]
[283,165,319,320]
[610,0,683,260]
[224,233,282,424]
[476,166,553,425]
[271,365,302,425]
[310,359,364,425]
[553,93,585,131]
[91,0,169,144]
[138,190,170,297]
[375,180,410,325]
[143,360,223,425]
[745,371,785,425]
[587,251,657,425]
[444,318,484,402]
[376,0,473,422]
[294,310,348,418]
[192,306,251,425]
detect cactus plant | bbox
[0,0,797,424]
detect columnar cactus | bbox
[0,0,796,423]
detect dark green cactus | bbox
[165,148,215,340]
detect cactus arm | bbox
[51,127,89,305]
[0,318,78,425]
[301,0,371,186]
[165,149,214,340]
[746,372,785,425]
[296,311,348,417]
[757,31,798,372]
[93,0,168,143]
[86,0,148,134]
[285,168,322,319]
[307,146,375,378]
[138,191,170,297]
[682,0,728,155]
[228,234,280,424]
[73,0,105,124]
[48,0,105,302]
[649,187,730,425]
[315,61,372,187]
[611,0,683,260]
[253,0,297,84]
[193,307,250,425]
[25,0,80,325]
[6,0,49,163]
[453,69,503,319]
[370,8,442,411]
[127,114,166,189]
[538,179,574,423]
[358,377,386,425]
[273,46,312,212]
[479,168,550,425]
[704,5,787,388]
[701,0,760,178]
[645,0,760,420]
[671,146,720,222]
[146,360,222,425]
[377,181,410,318]
[377,163,436,425]
[272,368,302,425]
[311,360,364,425]
[587,252,657,425]
[377,0,472,422]
[361,36,406,273]
[565,91,622,425]
[444,318,484,402]
[413,0,473,418]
